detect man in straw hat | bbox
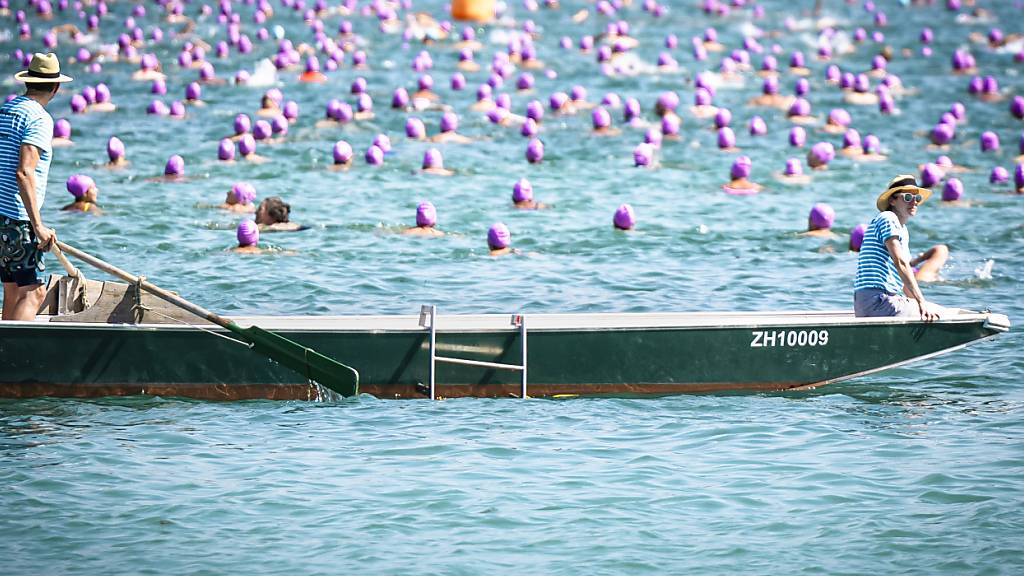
[0,53,72,320]
[853,175,944,321]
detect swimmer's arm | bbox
[886,237,937,321]
[16,144,55,250]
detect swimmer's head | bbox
[849,223,867,252]
[332,140,353,164]
[942,178,964,201]
[730,156,752,180]
[714,108,731,129]
[521,118,538,137]
[416,201,437,227]
[440,111,458,133]
[422,148,444,170]
[592,107,611,130]
[218,138,235,161]
[749,116,767,136]
[405,117,425,139]
[788,97,811,117]
[920,162,943,188]
[843,129,861,149]
[234,113,251,135]
[762,76,779,96]
[662,115,681,136]
[990,166,1009,184]
[808,203,835,231]
[570,85,587,102]
[526,138,544,163]
[789,126,807,147]
[784,158,803,176]
[525,100,544,122]
[624,97,641,121]
[106,136,125,161]
[512,178,533,202]
[365,144,384,165]
[253,120,272,141]
[613,204,636,230]
[549,91,569,111]
[634,143,654,167]
[282,101,298,120]
[164,154,184,176]
[450,72,466,91]
[930,122,955,145]
[516,73,535,91]
[185,82,201,101]
[807,142,835,168]
[356,93,373,113]
[717,127,736,149]
[391,87,409,109]
[230,182,257,205]
[53,117,71,139]
[694,87,713,107]
[1016,163,1024,188]
[980,131,999,152]
[70,94,86,113]
[655,91,679,116]
[236,219,259,247]
[487,222,511,250]
[828,108,851,127]
[66,174,95,198]
[238,134,256,156]
[1011,95,1024,120]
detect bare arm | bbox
[16,143,55,250]
[885,237,937,321]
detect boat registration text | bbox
[750,330,829,348]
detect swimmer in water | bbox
[421,148,453,176]
[256,88,283,117]
[613,204,635,231]
[776,158,812,185]
[401,201,444,237]
[329,140,353,171]
[219,182,257,213]
[487,222,513,256]
[800,203,837,239]
[431,111,472,144]
[255,196,304,232]
[591,107,619,136]
[723,156,762,194]
[105,136,128,167]
[51,118,73,147]
[231,220,264,254]
[512,178,549,210]
[61,174,102,215]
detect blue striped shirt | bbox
[854,211,908,295]
[0,96,53,221]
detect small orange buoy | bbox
[451,0,494,22]
[299,71,327,83]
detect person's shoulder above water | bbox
[255,196,307,232]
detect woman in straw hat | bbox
[853,175,945,321]
[0,52,72,321]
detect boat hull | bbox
[0,310,1008,400]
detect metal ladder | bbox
[418,305,527,399]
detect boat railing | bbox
[419,305,527,400]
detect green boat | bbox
[0,276,1010,400]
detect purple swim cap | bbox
[487,222,511,249]
[234,113,251,135]
[990,166,1010,184]
[332,140,353,164]
[624,98,641,122]
[252,120,271,141]
[239,134,256,156]
[526,138,544,163]
[790,51,805,68]
[1016,163,1024,188]
[749,116,768,136]
[694,87,713,107]
[169,101,186,118]
[850,223,867,251]
[942,178,964,201]
[549,91,569,111]
[921,163,943,188]
[512,178,533,202]
[70,94,87,114]
[731,156,752,180]
[808,203,835,230]
[495,93,512,111]
[661,115,681,136]
[405,117,426,139]
[656,91,680,115]
[982,76,999,95]
[218,138,235,161]
[521,118,539,138]
[592,107,612,129]
[843,129,861,149]
[416,201,437,227]
[950,102,967,121]
[644,128,663,148]
[714,108,732,129]
[763,55,779,72]
[440,112,459,133]
[828,108,851,127]
[356,93,373,113]
[53,118,71,139]
[784,158,803,176]
[808,142,835,167]
[231,182,257,205]
[613,204,635,230]
[422,148,444,170]
[795,78,810,96]
[570,85,587,102]
[151,78,167,95]
[788,98,811,117]
[1010,96,1024,120]
[185,82,201,101]
[717,127,736,149]
[762,77,779,96]
[107,136,125,161]
[81,86,96,105]
[525,100,544,123]
[164,154,184,176]
[95,83,110,104]
[451,72,466,91]
[980,131,1000,152]
[931,123,955,145]
[365,144,384,165]
[351,77,367,94]
[66,174,95,198]
[236,220,259,247]
[282,101,298,120]
[517,73,535,91]
[634,143,654,167]
[391,88,409,109]
[372,134,391,153]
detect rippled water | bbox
[3,0,1024,573]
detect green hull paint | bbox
[0,312,1007,400]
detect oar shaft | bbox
[55,241,233,330]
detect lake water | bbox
[1,0,1022,573]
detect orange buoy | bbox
[451,0,494,22]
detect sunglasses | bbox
[900,192,924,204]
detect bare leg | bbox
[914,244,949,283]
[4,283,46,321]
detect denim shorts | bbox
[0,216,45,287]
[854,288,914,318]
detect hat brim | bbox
[14,71,73,83]
[876,185,932,212]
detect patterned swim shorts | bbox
[0,216,45,286]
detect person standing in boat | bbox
[853,175,943,321]
[0,53,72,321]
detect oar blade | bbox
[236,326,359,397]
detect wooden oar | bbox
[54,241,359,397]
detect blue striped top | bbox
[854,211,908,295]
[0,96,53,222]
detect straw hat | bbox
[14,53,73,84]
[876,174,931,212]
